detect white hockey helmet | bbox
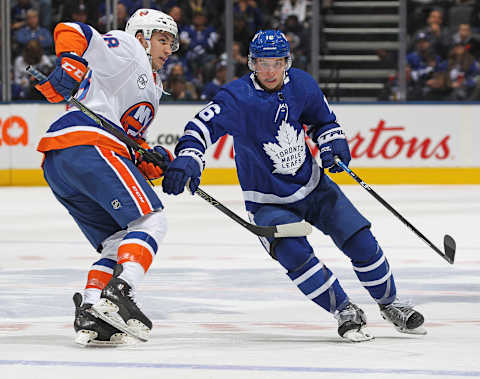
[125,8,179,52]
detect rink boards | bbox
[1,103,480,185]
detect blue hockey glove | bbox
[162,156,201,195]
[35,52,88,102]
[314,125,351,173]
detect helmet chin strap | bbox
[145,39,152,66]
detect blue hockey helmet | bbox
[248,30,292,71]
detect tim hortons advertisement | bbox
[146,104,474,168]
[0,103,478,171]
[0,104,60,170]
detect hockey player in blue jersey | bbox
[161,30,427,341]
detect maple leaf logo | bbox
[263,120,306,176]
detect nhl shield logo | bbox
[137,74,148,89]
[111,199,122,209]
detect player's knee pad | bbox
[273,237,315,272]
[126,209,168,245]
[342,227,378,263]
[343,228,396,304]
[117,210,167,272]
[252,205,308,267]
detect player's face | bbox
[150,31,175,70]
[254,57,286,91]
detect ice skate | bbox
[73,292,138,346]
[380,298,427,335]
[335,302,374,342]
[91,264,152,342]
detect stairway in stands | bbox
[320,0,400,102]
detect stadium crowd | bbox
[9,0,315,101]
[7,0,480,102]
[384,0,480,101]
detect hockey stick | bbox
[334,157,455,264]
[27,66,312,239]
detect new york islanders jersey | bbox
[37,22,162,159]
[176,68,340,213]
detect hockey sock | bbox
[343,228,397,305]
[117,231,158,273]
[118,261,145,290]
[84,257,116,304]
[287,256,349,313]
[116,231,158,289]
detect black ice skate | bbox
[73,292,137,346]
[91,264,152,342]
[380,299,427,335]
[335,302,374,342]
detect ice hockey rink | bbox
[0,183,479,379]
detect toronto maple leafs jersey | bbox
[176,68,340,213]
[37,22,162,159]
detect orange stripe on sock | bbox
[118,243,153,272]
[54,23,88,56]
[86,269,113,290]
[98,147,153,215]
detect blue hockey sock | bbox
[287,256,349,313]
[343,228,397,305]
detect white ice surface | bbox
[0,184,479,379]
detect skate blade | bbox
[92,299,150,342]
[75,330,139,347]
[75,330,98,346]
[343,328,375,342]
[395,325,427,335]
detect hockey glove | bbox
[35,52,88,103]
[136,146,174,180]
[314,125,351,173]
[162,156,201,195]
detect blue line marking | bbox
[0,360,479,376]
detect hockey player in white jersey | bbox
[35,9,179,345]
[163,30,427,342]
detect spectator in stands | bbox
[165,75,196,101]
[178,0,213,24]
[277,0,310,24]
[283,14,309,69]
[447,0,475,32]
[14,9,53,53]
[11,0,35,31]
[62,1,100,28]
[169,63,198,99]
[14,38,53,100]
[450,23,480,60]
[98,0,133,32]
[180,10,220,76]
[234,0,264,35]
[233,15,254,57]
[444,41,480,100]
[168,5,186,30]
[407,32,447,100]
[416,8,450,59]
[200,60,227,100]
[232,41,249,77]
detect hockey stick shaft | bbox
[334,157,455,264]
[28,66,311,239]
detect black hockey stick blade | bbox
[443,234,456,264]
[334,156,456,264]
